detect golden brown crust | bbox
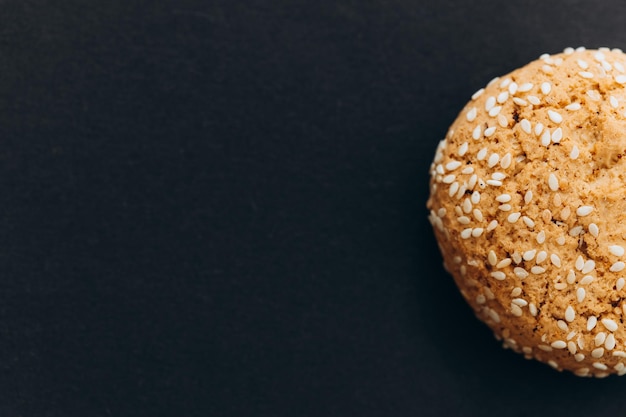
[428,47,626,377]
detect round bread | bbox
[427,47,626,377]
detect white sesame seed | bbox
[442,174,456,184]
[472,208,483,222]
[566,102,581,111]
[508,82,518,95]
[484,126,496,137]
[578,71,594,79]
[557,320,569,331]
[606,334,616,350]
[471,88,485,100]
[499,78,511,88]
[500,153,512,169]
[567,331,577,341]
[577,206,594,217]
[472,125,482,140]
[594,51,606,61]
[548,173,559,191]
[461,166,474,174]
[542,65,554,74]
[531,266,546,274]
[511,287,522,297]
[541,82,551,95]
[616,363,625,372]
[593,362,608,371]
[485,96,496,111]
[470,191,480,205]
[577,59,589,69]
[569,225,583,237]
[490,270,506,281]
[496,258,511,268]
[610,96,619,108]
[587,89,601,101]
[511,252,521,264]
[529,303,537,316]
[536,231,546,244]
[437,208,446,217]
[498,204,511,212]
[510,304,523,317]
[587,316,598,331]
[495,193,511,203]
[497,91,509,103]
[551,254,562,267]
[616,74,626,84]
[557,236,566,246]
[527,95,541,105]
[592,348,605,358]
[523,249,537,261]
[462,198,472,213]
[512,298,527,307]
[536,251,547,263]
[602,319,618,332]
[497,114,508,127]
[554,283,567,290]
[580,275,594,285]
[577,287,586,302]
[551,340,567,349]
[488,309,501,323]
[595,333,607,346]
[547,110,563,124]
[488,106,502,117]
[609,245,625,257]
[522,216,535,228]
[468,174,478,189]
[507,212,521,223]
[488,250,497,266]
[552,128,563,143]
[616,62,626,73]
[568,341,577,354]
[520,119,532,134]
[487,180,503,187]
[477,148,487,160]
[570,145,580,159]
[574,354,585,362]
[602,60,613,71]
[476,294,486,304]
[537,344,552,352]
[524,190,533,204]
[486,220,498,232]
[611,262,626,272]
[514,267,529,279]
[518,82,533,92]
[589,223,599,238]
[564,47,575,54]
[460,228,472,239]
[488,153,500,168]
[512,97,528,106]
[471,228,484,237]
[565,306,575,322]
[582,260,596,274]
[445,161,462,171]
[540,129,551,147]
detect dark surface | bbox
[2,0,626,416]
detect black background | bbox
[3,0,626,416]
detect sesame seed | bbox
[485,96,496,111]
[540,129,551,147]
[552,128,563,143]
[477,148,487,160]
[610,95,619,108]
[512,97,528,106]
[606,334,616,350]
[518,82,533,92]
[524,190,533,204]
[616,62,626,72]
[578,71,594,79]
[471,209,482,222]
[542,65,554,74]
[522,346,532,354]
[498,204,511,212]
[567,331,577,340]
[587,90,601,101]
[580,275,594,285]
[557,320,569,331]
[468,175,478,189]
[565,102,581,111]
[564,47,575,54]
[486,220,498,232]
[602,318,618,332]
[551,340,567,349]
[522,216,535,228]
[442,174,456,184]
[554,283,567,290]
[476,294,486,304]
[496,194,512,203]
[523,249,537,261]
[511,287,522,297]
[506,212,520,223]
[548,110,563,123]
[497,114,508,127]
[616,74,626,84]
[593,362,608,371]
[445,161,462,171]
[531,266,546,274]
[471,228,484,237]
[609,245,625,257]
[514,267,529,279]
[462,198,472,213]
[510,304,523,317]
[461,166,474,174]
[594,51,606,61]
[536,231,546,244]
[577,59,589,69]
[488,250,497,265]
[520,119,532,134]
[551,254,562,267]
[487,180,503,187]
[508,82,518,95]
[577,288,586,302]
[577,206,594,217]
[595,332,607,346]
[488,106,502,117]
[460,228,472,239]
[574,354,585,362]
[565,306,575,322]
[472,125,482,140]
[611,262,625,272]
[536,251,547,263]
[615,362,625,371]
[500,153,512,169]
[490,271,506,280]
[592,348,605,358]
[529,303,537,316]
[499,78,511,88]
[538,344,552,352]
[488,153,500,168]
[570,145,580,159]
[587,316,598,331]
[488,309,501,323]
[541,82,551,95]
[557,236,566,246]
[512,298,527,307]
[496,258,511,269]
[570,226,583,236]
[589,223,599,238]
[614,351,626,358]
[437,208,446,217]
[548,173,559,191]
[457,142,469,157]
[602,60,613,71]
[568,341,577,355]
[497,91,509,103]
[576,46,586,52]
[484,126,496,137]
[582,260,596,274]
[527,95,541,105]
[484,287,495,300]
[470,191,481,204]
[472,88,485,100]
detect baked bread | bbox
[427,47,626,377]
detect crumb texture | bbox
[427,47,626,378]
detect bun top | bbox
[427,47,626,377]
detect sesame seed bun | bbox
[427,47,626,377]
